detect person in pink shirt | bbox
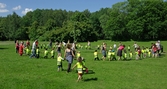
[117,44,125,60]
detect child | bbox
[15,40,19,53]
[72,57,87,82]
[148,49,151,58]
[107,50,112,61]
[82,57,88,73]
[97,45,100,50]
[77,51,81,59]
[129,51,133,60]
[19,42,24,56]
[51,48,55,59]
[26,47,31,56]
[111,50,116,60]
[123,50,127,60]
[57,53,64,71]
[85,45,88,49]
[94,50,99,60]
[136,47,141,60]
[127,45,131,52]
[44,48,49,58]
[36,47,40,58]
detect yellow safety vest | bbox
[77,62,83,73]
[57,56,63,65]
[94,52,98,58]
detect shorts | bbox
[78,73,83,76]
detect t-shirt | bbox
[118,46,124,50]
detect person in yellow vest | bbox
[148,49,151,58]
[129,51,133,60]
[26,47,31,56]
[72,57,87,82]
[123,52,127,60]
[51,48,55,59]
[44,48,49,58]
[145,47,149,57]
[57,53,64,71]
[94,50,99,60]
[81,57,88,73]
[36,47,40,58]
[77,51,81,59]
[111,50,116,60]
[85,45,88,49]
[127,45,131,52]
[107,49,112,61]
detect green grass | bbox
[0,40,167,89]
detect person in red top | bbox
[26,40,30,48]
[35,40,38,47]
[19,41,24,56]
[117,44,125,60]
[152,44,158,58]
[15,40,19,53]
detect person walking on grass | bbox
[64,43,75,73]
[15,40,19,53]
[19,41,24,56]
[57,53,64,71]
[117,44,125,60]
[72,57,87,82]
[101,43,107,61]
[30,40,38,58]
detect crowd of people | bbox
[14,39,164,82]
[92,40,164,61]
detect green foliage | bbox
[0,0,167,41]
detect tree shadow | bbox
[83,77,98,82]
[0,47,8,50]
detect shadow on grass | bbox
[83,77,98,82]
[74,69,95,74]
[85,70,95,74]
[0,47,8,50]
[159,52,166,58]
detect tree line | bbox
[0,0,167,42]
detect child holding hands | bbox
[72,57,87,82]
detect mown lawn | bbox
[0,40,166,89]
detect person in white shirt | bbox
[30,40,37,58]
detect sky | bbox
[0,0,125,17]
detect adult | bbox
[133,42,138,51]
[117,44,125,60]
[64,43,75,73]
[101,43,107,61]
[30,40,38,58]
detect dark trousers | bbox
[67,63,71,73]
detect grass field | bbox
[0,40,167,89]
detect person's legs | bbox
[30,49,35,58]
[67,63,71,73]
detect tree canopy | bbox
[0,0,167,41]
